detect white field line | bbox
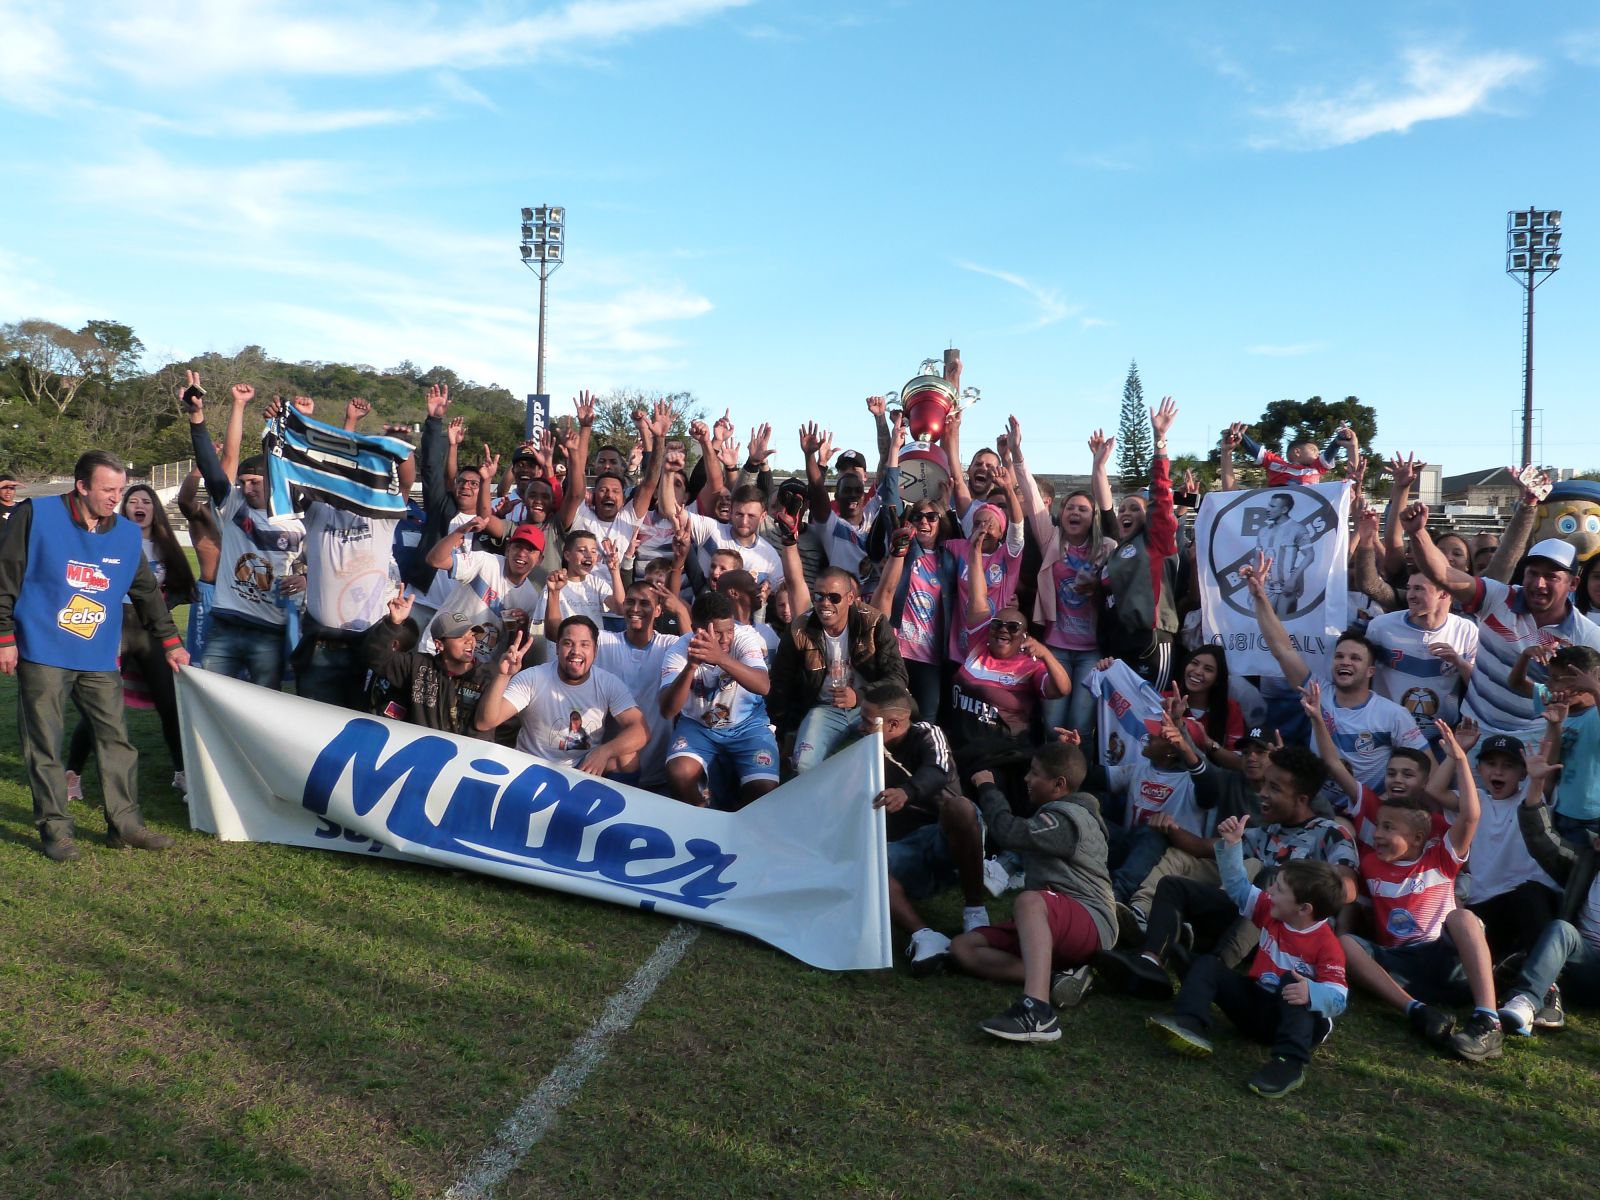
[442,922,701,1199]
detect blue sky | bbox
[2,1,1598,473]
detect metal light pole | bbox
[1506,208,1562,466]
[520,206,565,438]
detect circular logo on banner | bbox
[1207,486,1340,620]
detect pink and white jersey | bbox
[1246,891,1348,999]
[1047,543,1099,652]
[945,535,1024,662]
[898,547,944,665]
[1360,836,1467,948]
[950,641,1049,740]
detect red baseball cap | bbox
[508,523,546,553]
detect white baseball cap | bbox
[1525,538,1578,573]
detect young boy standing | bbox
[950,742,1116,1044]
[1147,814,1347,1098]
[1337,721,1506,1062]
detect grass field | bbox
[3,669,1600,1200]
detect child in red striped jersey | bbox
[1147,814,1346,1098]
[1337,720,1506,1063]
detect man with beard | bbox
[475,615,647,776]
[660,590,779,809]
[364,592,496,736]
[660,477,785,597]
[800,423,878,590]
[1403,503,1600,745]
[596,580,683,788]
[559,395,670,551]
[422,520,548,666]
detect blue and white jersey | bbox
[1318,691,1428,791]
[1364,610,1478,739]
[1463,578,1600,743]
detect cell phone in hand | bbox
[180,382,206,413]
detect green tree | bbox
[1251,395,1377,460]
[1116,360,1152,487]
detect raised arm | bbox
[1301,681,1360,806]
[866,395,892,477]
[869,522,912,616]
[1485,468,1548,583]
[943,407,971,517]
[1243,550,1311,687]
[1400,502,1478,608]
[1088,428,1116,514]
[1438,722,1479,857]
[1350,500,1399,611]
[1381,454,1421,579]
[964,536,990,629]
[1217,424,1242,493]
[628,401,673,519]
[799,423,832,525]
[474,632,534,732]
[220,383,252,481]
[186,376,231,503]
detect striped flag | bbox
[262,407,413,519]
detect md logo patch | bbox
[58,594,107,639]
[65,560,111,592]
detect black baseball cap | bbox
[1237,727,1277,749]
[836,450,868,472]
[1478,734,1525,764]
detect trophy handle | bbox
[954,386,981,413]
[918,358,942,378]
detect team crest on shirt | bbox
[1386,908,1419,939]
[1354,732,1374,753]
[1119,544,1137,559]
[57,594,106,639]
[754,751,773,767]
[65,561,110,592]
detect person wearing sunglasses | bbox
[948,537,1071,786]
[770,567,908,774]
[870,497,951,724]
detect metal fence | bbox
[134,459,194,493]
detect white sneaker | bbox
[982,857,1010,897]
[1498,993,1537,1037]
[65,771,83,802]
[962,905,991,933]
[1005,871,1026,892]
[171,771,187,794]
[906,928,952,977]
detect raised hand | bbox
[1217,814,1249,844]
[498,630,532,674]
[292,395,316,415]
[627,442,644,475]
[1399,501,1430,537]
[689,418,712,445]
[718,439,741,470]
[345,396,371,425]
[1150,395,1178,439]
[426,383,450,419]
[387,590,415,626]
[865,395,887,417]
[1223,421,1247,447]
[797,422,821,458]
[1434,718,1467,760]
[890,522,914,557]
[1523,748,1562,800]
[177,369,206,417]
[1452,715,1480,753]
[546,568,569,594]
[1051,726,1083,745]
[1239,549,1273,599]
[748,423,774,464]
[1386,453,1422,491]
[712,407,734,446]
[1298,679,1323,720]
[815,428,835,468]
[1007,414,1023,461]
[574,390,597,427]
[600,537,620,567]
[447,416,466,446]
[1088,428,1115,466]
[651,398,675,437]
[480,444,500,481]
[230,383,254,407]
[558,419,579,458]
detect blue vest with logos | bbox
[15,496,142,671]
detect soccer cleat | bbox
[1247,1056,1306,1099]
[1534,984,1566,1031]
[106,826,175,852]
[1497,994,1536,1038]
[1146,1013,1213,1057]
[1449,1011,1505,1063]
[1050,965,1094,1010]
[1408,1003,1456,1051]
[906,928,951,977]
[979,996,1061,1043]
[65,771,83,802]
[41,837,81,863]
[962,905,991,934]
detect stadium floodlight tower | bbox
[1506,207,1562,466]
[520,204,565,416]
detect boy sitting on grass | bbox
[1333,719,1506,1063]
[950,742,1116,1044]
[1147,814,1347,1099]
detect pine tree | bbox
[1116,359,1152,487]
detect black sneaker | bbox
[41,836,81,863]
[1534,984,1566,1031]
[1408,1003,1455,1051]
[979,996,1061,1043]
[1050,965,1094,1009]
[1449,1011,1505,1063]
[1146,1013,1213,1057]
[1093,949,1173,1000]
[1247,1056,1305,1099]
[106,826,175,851]
[1311,1014,1334,1048]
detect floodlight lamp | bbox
[521,223,534,240]
[544,226,563,243]
[520,245,533,260]
[543,244,563,260]
[1511,231,1529,249]
[1512,211,1530,229]
[1544,252,1561,270]
[1545,230,1561,249]
[548,207,565,224]
[1510,251,1529,270]
[1547,210,1562,227]
[521,207,534,222]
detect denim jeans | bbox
[1040,647,1100,744]
[793,703,860,773]
[295,630,365,709]
[904,659,943,726]
[1109,824,1169,905]
[1511,919,1600,1007]
[204,614,287,691]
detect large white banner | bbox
[177,669,893,972]
[1196,482,1352,676]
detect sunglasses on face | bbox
[992,620,1025,635]
[816,590,849,605]
[911,511,940,524]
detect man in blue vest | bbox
[0,450,190,861]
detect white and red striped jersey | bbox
[1359,836,1467,947]
[1246,892,1348,999]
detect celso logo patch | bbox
[57,594,107,639]
[65,560,111,592]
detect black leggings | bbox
[67,615,182,775]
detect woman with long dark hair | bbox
[65,483,197,798]
[1174,644,1244,771]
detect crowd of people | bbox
[3,355,1599,1102]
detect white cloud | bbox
[1565,30,1600,66]
[0,0,72,110]
[1245,342,1327,357]
[954,261,1085,333]
[1255,47,1537,149]
[0,246,87,326]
